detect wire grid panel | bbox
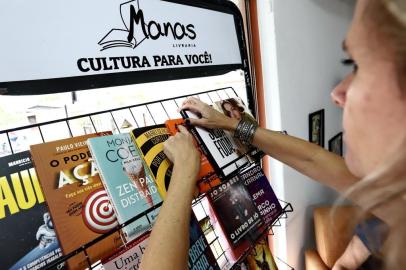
[43,202,163,270]
[0,87,237,155]
[0,87,238,270]
[0,87,295,270]
[192,196,231,270]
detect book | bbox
[208,176,262,247]
[193,196,250,268]
[30,133,122,270]
[88,133,162,241]
[212,97,263,161]
[102,214,219,270]
[165,119,221,193]
[180,110,249,178]
[131,125,172,198]
[0,151,64,270]
[188,213,220,270]
[241,165,283,227]
[102,232,150,270]
[246,239,278,270]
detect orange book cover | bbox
[165,119,221,193]
[30,133,122,270]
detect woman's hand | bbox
[180,98,239,131]
[163,125,200,179]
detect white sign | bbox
[0,0,242,82]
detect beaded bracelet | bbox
[234,119,259,145]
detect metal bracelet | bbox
[234,119,258,145]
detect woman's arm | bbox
[140,125,200,270]
[252,128,358,193]
[181,98,359,193]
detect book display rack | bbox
[0,1,295,269]
[0,88,293,270]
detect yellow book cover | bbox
[131,125,172,198]
[246,239,278,270]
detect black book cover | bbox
[0,151,64,270]
[208,176,262,247]
[180,110,249,179]
[189,213,220,270]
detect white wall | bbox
[257,0,354,269]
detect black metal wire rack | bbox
[1,87,294,270]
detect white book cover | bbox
[181,110,248,177]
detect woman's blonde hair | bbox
[335,1,406,269]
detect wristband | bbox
[234,119,258,145]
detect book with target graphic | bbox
[30,133,122,270]
[88,133,162,242]
[165,119,221,194]
[131,124,173,198]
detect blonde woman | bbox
[140,1,406,269]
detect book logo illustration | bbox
[98,0,196,51]
[82,189,118,233]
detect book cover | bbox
[30,133,122,270]
[102,232,150,270]
[208,176,262,247]
[193,196,250,268]
[102,215,220,270]
[131,125,172,198]
[165,119,221,193]
[188,213,220,270]
[246,239,278,270]
[0,151,64,270]
[88,133,162,241]
[180,110,249,178]
[212,97,263,161]
[241,165,283,227]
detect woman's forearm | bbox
[140,165,196,270]
[222,117,358,192]
[252,128,359,193]
[182,98,358,193]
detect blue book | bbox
[88,134,162,241]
